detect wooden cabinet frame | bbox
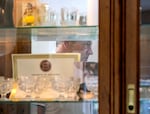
[100,0,139,114]
[99,0,121,114]
[121,0,139,114]
[0,0,140,114]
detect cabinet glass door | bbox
[140,0,150,114]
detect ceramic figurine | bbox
[22,3,35,26]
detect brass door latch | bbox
[127,84,136,113]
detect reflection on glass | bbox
[0,25,98,114]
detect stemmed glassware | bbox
[67,77,80,100]
[52,76,70,100]
[85,76,98,99]
[34,76,49,99]
[18,76,36,99]
[0,77,13,100]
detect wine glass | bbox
[34,76,49,99]
[85,76,98,99]
[52,76,70,100]
[0,78,13,100]
[67,77,80,100]
[18,76,35,99]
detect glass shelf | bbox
[0,26,98,41]
[0,100,98,103]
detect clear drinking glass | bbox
[0,78,13,100]
[49,9,57,26]
[52,76,70,100]
[85,76,98,99]
[61,7,70,26]
[18,76,35,99]
[79,12,87,25]
[69,8,78,25]
[34,76,49,99]
[67,77,80,100]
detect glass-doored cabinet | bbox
[0,0,101,114]
[0,0,141,114]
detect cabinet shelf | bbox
[0,26,98,41]
[0,100,98,103]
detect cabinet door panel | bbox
[121,0,139,114]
